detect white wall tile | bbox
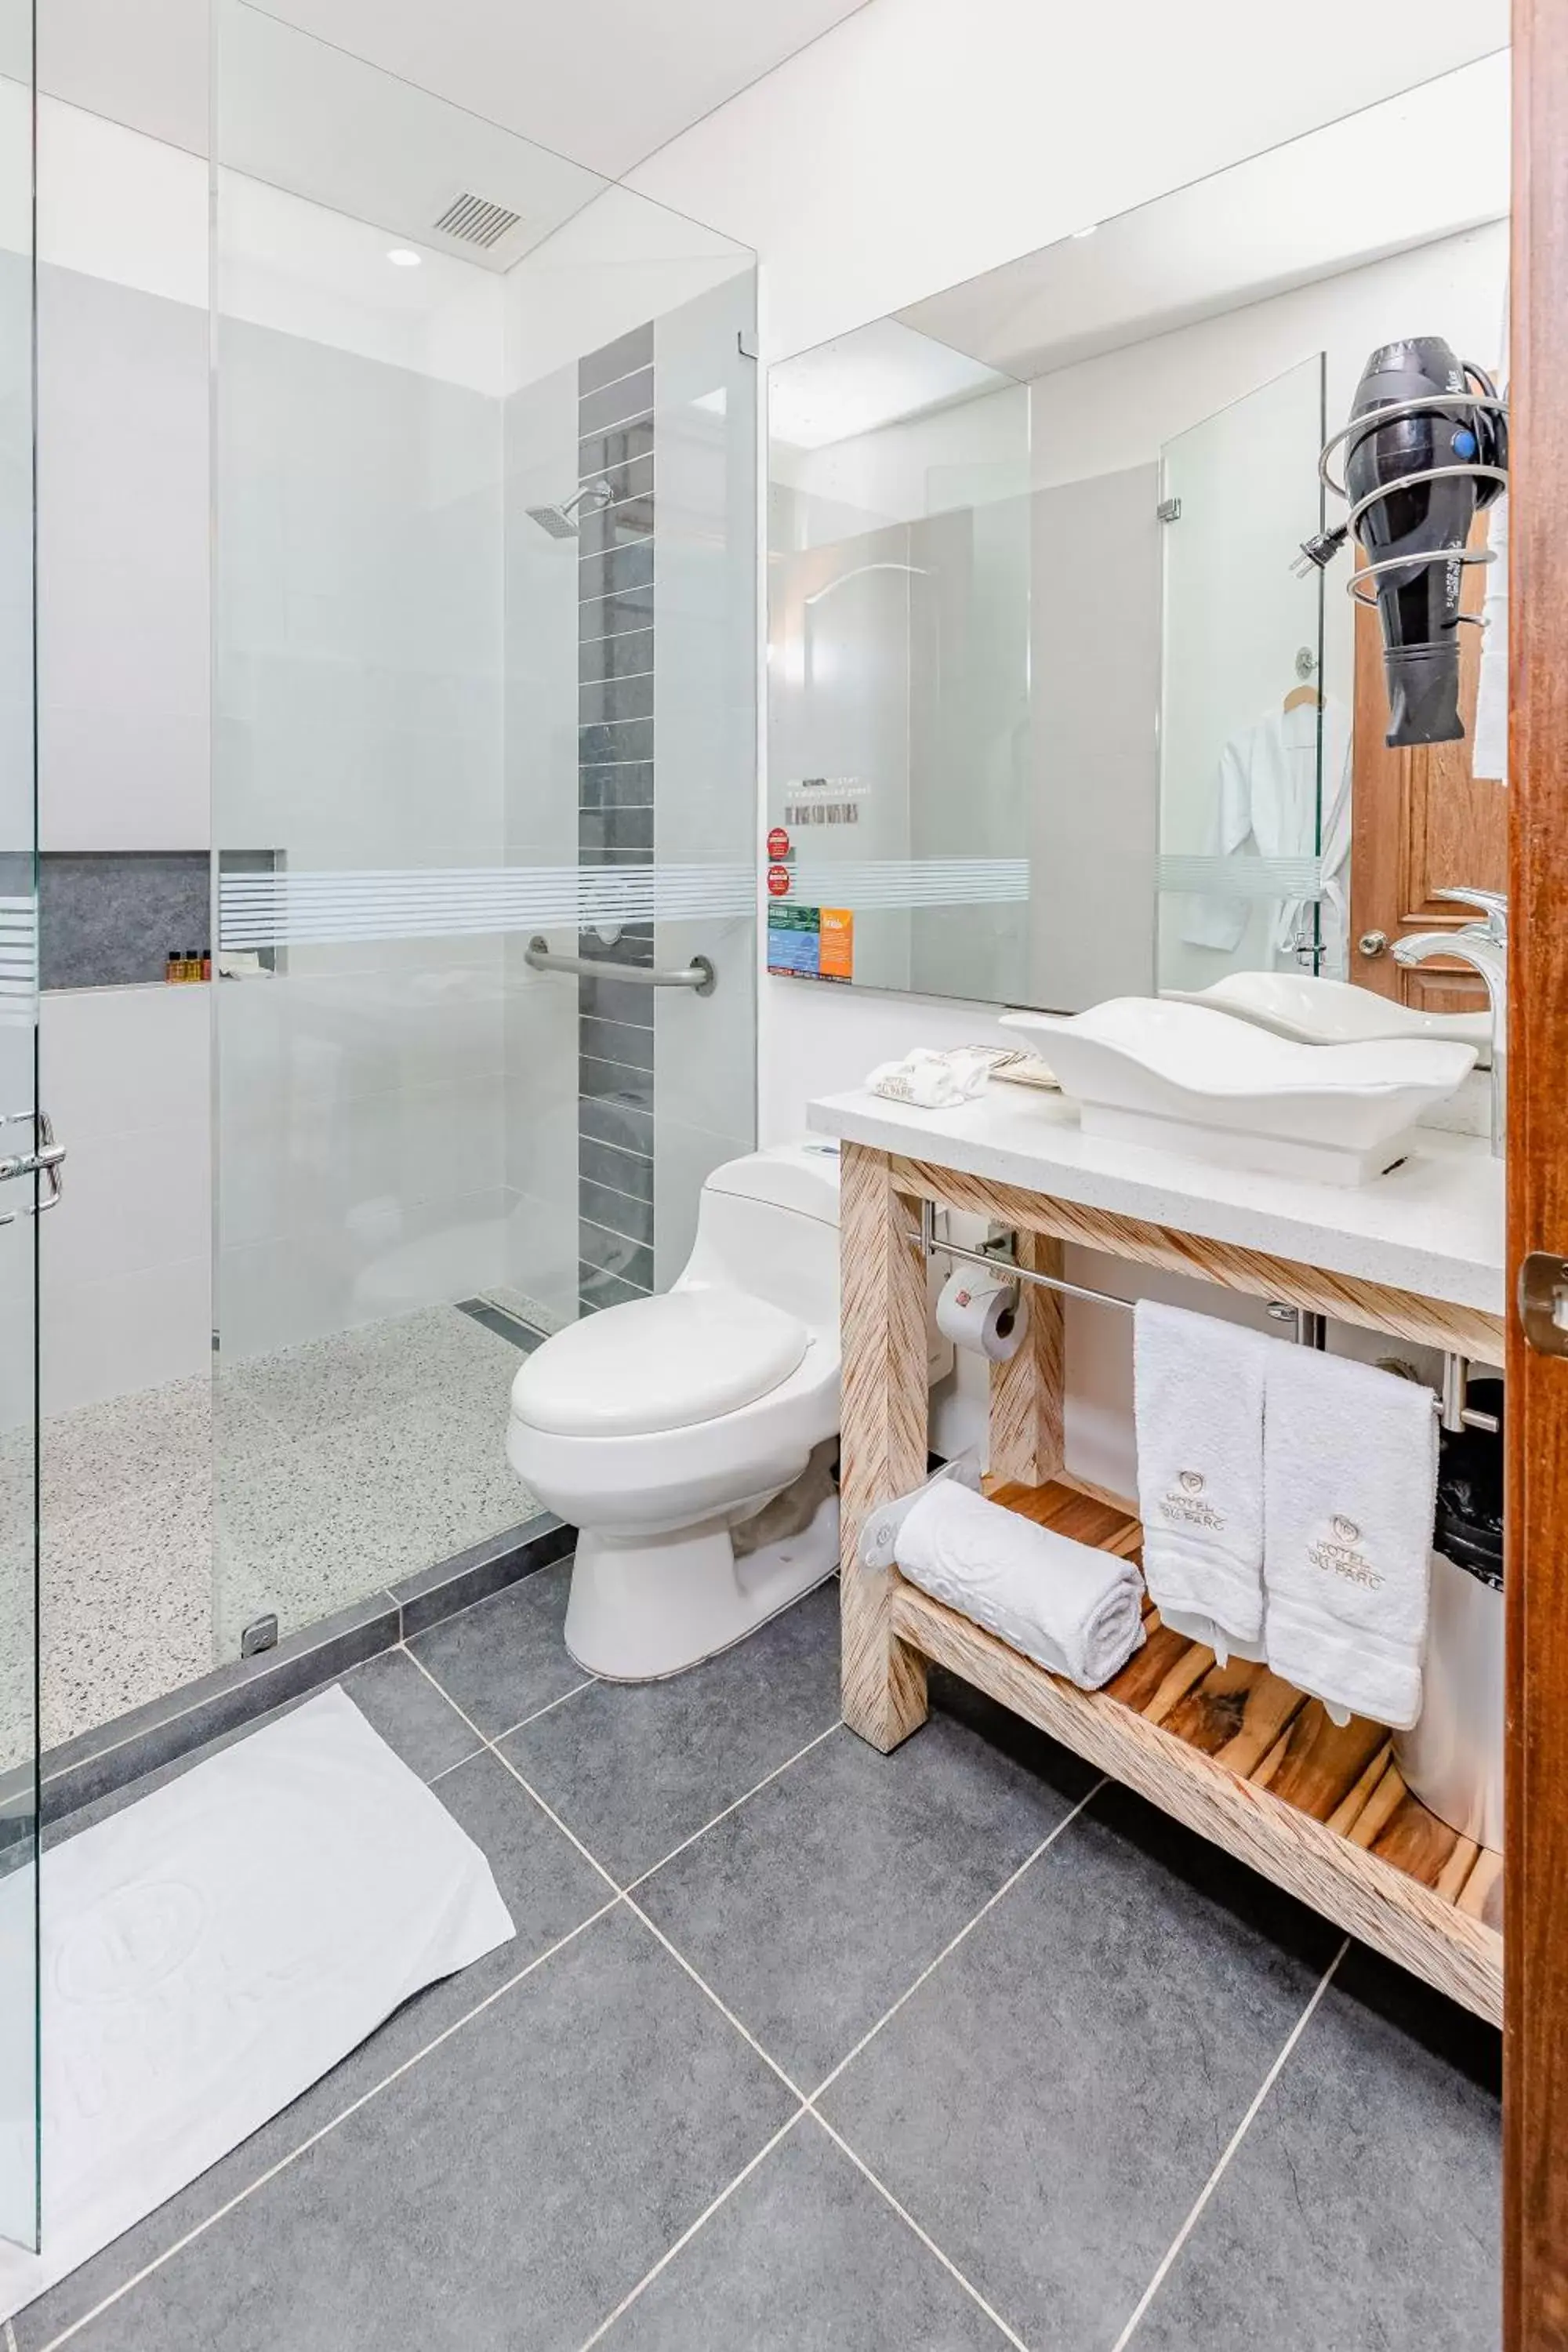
[40,984,209,1144]
[38,267,209,852]
[40,1252,211,1417]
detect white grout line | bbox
[621,1894,809,2102]
[38,1899,622,2352]
[622,1719,844,1893]
[811,2112,1033,2352]
[399,1649,622,1896]
[810,1777,1108,2103]
[571,2112,808,2352]
[7,2312,20,2350]
[478,1678,597,1755]
[488,1748,624,1898]
[1106,1936,1350,2352]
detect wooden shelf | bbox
[890,1479,1502,2024]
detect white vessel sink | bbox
[1000,998,1477,1185]
[1162,972,1493,1062]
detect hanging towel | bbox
[1134,1300,1269,1658]
[1262,1348,1439,1730]
[896,1479,1145,1690]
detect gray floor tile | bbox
[819,1784,1341,2352]
[44,1651,473,1849]
[1131,1945,1501,2352]
[407,1558,583,1737]
[499,1581,842,1886]
[333,1649,484,1781]
[16,1741,610,2350]
[599,2111,1008,2350]
[56,1909,797,2352]
[637,1697,1098,2089]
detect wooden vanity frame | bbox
[838,1140,1508,2024]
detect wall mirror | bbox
[766,51,1511,1021]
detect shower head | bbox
[524,478,614,539]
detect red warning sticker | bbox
[766,862,792,898]
[766,826,790,860]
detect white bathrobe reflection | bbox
[1181,696,1352,975]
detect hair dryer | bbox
[1296,337,1508,748]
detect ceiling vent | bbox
[432,192,521,250]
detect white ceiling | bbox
[27,0,874,181]
[896,53,1510,381]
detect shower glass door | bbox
[0,0,41,2255]
[1156,357,1329,992]
[210,3,757,1661]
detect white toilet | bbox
[507,1142,845,1680]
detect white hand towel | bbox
[865,1047,994,1109]
[896,1479,1145,1690]
[1133,1300,1269,1655]
[1262,1348,1438,1730]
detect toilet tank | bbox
[680,1142,841,1327]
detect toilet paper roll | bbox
[935,1267,1022,1363]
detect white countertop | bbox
[808,1083,1505,1315]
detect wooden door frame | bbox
[1506,8,1568,2342]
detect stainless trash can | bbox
[1395,1377,1504,1854]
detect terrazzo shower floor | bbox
[0,1301,543,1759]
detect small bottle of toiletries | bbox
[165,949,181,985]
[201,948,212,982]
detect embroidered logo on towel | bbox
[1158,1469,1225,1530]
[1307,1516,1384,1588]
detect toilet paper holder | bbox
[906,1197,1500,1436]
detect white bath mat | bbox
[0,1685,515,2319]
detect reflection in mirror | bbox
[767,49,1511,1024]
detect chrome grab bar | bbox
[524,935,717,996]
[908,1200,1499,1435]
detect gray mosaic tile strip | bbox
[579,539,655,604]
[581,1176,654,1249]
[579,323,656,1310]
[579,626,655,688]
[580,807,654,858]
[580,1011,655,1074]
[578,320,652,397]
[581,761,655,810]
[578,368,653,438]
[579,1094,655,1159]
[579,673,655,725]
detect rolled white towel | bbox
[897,1479,1145,1690]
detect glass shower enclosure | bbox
[0,0,757,2263]
[0,0,38,2253]
[208,6,759,1655]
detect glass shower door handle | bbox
[0,1110,65,1223]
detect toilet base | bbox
[564,1490,840,1682]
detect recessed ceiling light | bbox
[387,247,422,268]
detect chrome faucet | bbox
[1392,887,1508,1156]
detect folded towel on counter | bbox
[1134,1300,1270,1661]
[865,1047,997,1109]
[896,1479,1145,1690]
[1262,1348,1439,1730]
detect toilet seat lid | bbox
[510,1287,810,1438]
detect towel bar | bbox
[908,1199,1501,1436]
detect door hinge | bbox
[1156,496,1181,523]
[1519,1250,1568,1356]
